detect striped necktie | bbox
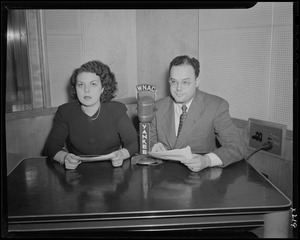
[177,105,187,137]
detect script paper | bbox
[77,153,115,162]
[148,146,193,161]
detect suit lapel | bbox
[160,98,177,148]
[175,90,204,148]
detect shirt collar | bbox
[174,98,193,114]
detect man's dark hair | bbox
[169,55,200,78]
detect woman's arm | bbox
[117,113,139,157]
[44,106,69,159]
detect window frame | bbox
[5,10,51,120]
[6,9,32,113]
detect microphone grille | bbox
[137,96,155,122]
[138,95,155,104]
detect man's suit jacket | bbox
[150,89,248,167]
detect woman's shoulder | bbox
[105,101,126,110]
[57,102,78,110]
[56,102,80,115]
[103,101,127,116]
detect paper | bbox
[77,153,115,162]
[148,146,193,161]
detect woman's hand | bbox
[64,153,82,170]
[111,149,130,167]
[180,154,211,172]
[151,142,168,152]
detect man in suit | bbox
[150,55,248,172]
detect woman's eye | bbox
[77,83,83,87]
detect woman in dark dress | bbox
[45,60,138,169]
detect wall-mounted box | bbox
[248,118,287,158]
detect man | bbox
[150,55,248,172]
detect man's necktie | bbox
[177,105,187,137]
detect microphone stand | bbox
[131,122,158,165]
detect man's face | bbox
[169,64,199,105]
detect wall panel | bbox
[136,10,199,99]
[42,10,137,107]
[6,115,55,174]
[42,10,83,106]
[198,2,293,130]
[82,10,137,100]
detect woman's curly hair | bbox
[70,60,118,102]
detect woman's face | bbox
[76,72,103,107]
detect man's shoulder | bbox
[156,95,172,105]
[196,90,226,104]
[155,96,173,109]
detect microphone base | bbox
[131,155,163,166]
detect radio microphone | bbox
[131,84,160,166]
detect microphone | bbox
[131,84,160,165]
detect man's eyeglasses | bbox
[168,79,195,88]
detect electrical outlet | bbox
[248,118,287,157]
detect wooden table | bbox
[5,157,291,237]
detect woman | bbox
[45,60,138,169]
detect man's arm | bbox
[212,100,248,167]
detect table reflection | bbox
[145,163,226,209]
[45,159,132,213]
[8,158,290,219]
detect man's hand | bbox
[65,153,82,170]
[180,154,211,172]
[151,142,168,152]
